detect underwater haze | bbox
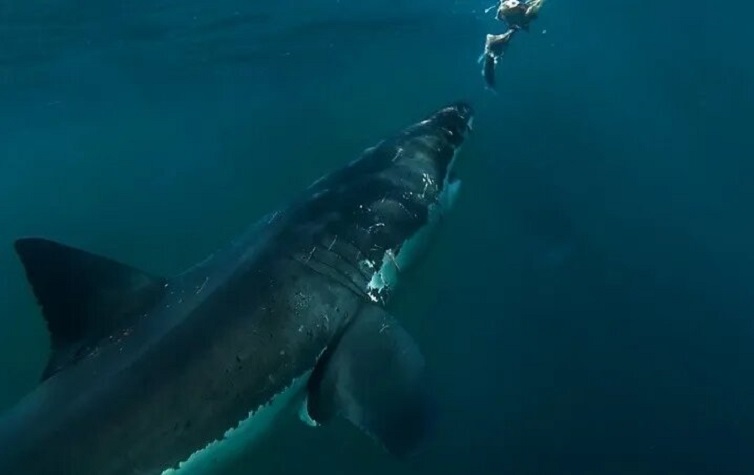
[1,0,753,474]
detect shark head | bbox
[358,102,473,302]
[389,101,474,194]
[297,102,474,304]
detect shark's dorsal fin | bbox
[14,238,168,381]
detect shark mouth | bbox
[446,114,472,185]
[448,168,460,184]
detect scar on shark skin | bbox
[305,247,316,263]
[385,249,401,271]
[195,277,209,295]
[327,236,338,251]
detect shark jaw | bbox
[363,148,463,304]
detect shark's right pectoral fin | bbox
[304,304,436,458]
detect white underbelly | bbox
[160,372,311,475]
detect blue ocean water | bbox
[1,1,752,474]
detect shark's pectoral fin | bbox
[305,304,435,458]
[14,238,168,381]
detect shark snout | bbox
[448,102,475,130]
[430,102,475,146]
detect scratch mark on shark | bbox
[305,247,316,263]
[327,236,337,251]
[195,278,209,295]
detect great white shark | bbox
[0,101,475,475]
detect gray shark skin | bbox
[0,101,474,475]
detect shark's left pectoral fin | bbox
[305,304,435,458]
